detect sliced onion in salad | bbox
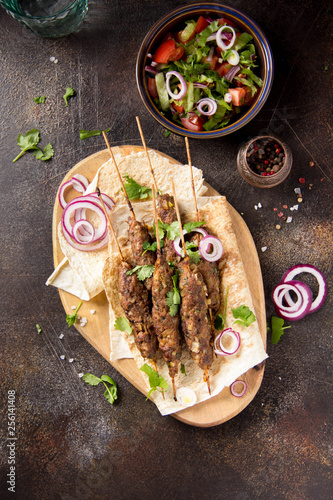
[197,98,217,116]
[226,50,240,66]
[199,235,223,262]
[224,65,240,82]
[230,380,247,397]
[214,328,240,356]
[173,227,209,256]
[224,92,232,103]
[216,25,236,51]
[165,71,187,100]
[281,264,327,313]
[272,280,313,321]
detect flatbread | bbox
[102,197,268,416]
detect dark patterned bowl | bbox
[136,2,274,139]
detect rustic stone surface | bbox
[0,1,332,499]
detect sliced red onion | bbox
[194,82,208,89]
[206,46,215,62]
[273,282,304,313]
[197,98,217,116]
[145,65,160,76]
[165,71,187,100]
[224,65,240,82]
[230,380,247,397]
[224,92,232,103]
[173,229,188,256]
[273,280,313,321]
[251,54,256,61]
[58,174,90,209]
[216,25,236,51]
[281,264,327,313]
[72,220,95,244]
[61,196,112,251]
[199,235,223,262]
[214,328,240,356]
[206,33,217,42]
[226,50,240,66]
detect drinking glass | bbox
[0,0,88,38]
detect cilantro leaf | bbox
[33,142,54,161]
[232,305,256,327]
[114,317,132,334]
[156,220,180,241]
[185,241,201,264]
[79,127,110,140]
[180,364,187,376]
[271,316,291,344]
[126,264,155,281]
[142,240,164,254]
[34,95,46,104]
[140,364,168,399]
[123,175,152,200]
[166,271,180,316]
[13,129,40,162]
[83,373,118,404]
[165,129,171,138]
[36,324,42,334]
[214,285,229,331]
[66,300,82,327]
[183,221,205,233]
[63,86,76,106]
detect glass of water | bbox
[0,0,88,37]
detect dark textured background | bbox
[0,1,332,499]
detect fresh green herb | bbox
[166,270,180,316]
[324,65,328,71]
[36,324,42,334]
[34,95,46,104]
[33,142,54,161]
[214,285,229,330]
[232,305,256,327]
[142,240,164,254]
[180,363,187,376]
[79,127,111,140]
[63,86,76,106]
[157,220,180,241]
[123,174,152,200]
[185,241,201,264]
[82,373,118,405]
[66,301,82,327]
[270,316,291,344]
[114,317,132,334]
[126,264,155,281]
[165,129,171,138]
[13,129,40,162]
[140,364,168,399]
[183,221,205,233]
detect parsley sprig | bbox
[13,129,54,163]
[66,301,82,327]
[126,264,155,281]
[63,86,76,106]
[232,305,256,327]
[140,364,168,399]
[82,373,118,405]
[166,270,181,316]
[123,175,152,200]
[114,317,132,334]
[268,316,291,344]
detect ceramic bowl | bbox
[136,2,274,139]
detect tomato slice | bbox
[153,38,184,64]
[195,16,209,33]
[243,86,258,106]
[202,54,218,71]
[218,17,237,28]
[171,102,185,113]
[148,77,158,99]
[216,62,232,77]
[229,87,247,106]
[181,113,205,132]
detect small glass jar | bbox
[237,135,293,188]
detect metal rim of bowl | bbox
[136,2,274,139]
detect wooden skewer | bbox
[102,131,136,220]
[185,137,199,222]
[171,178,187,257]
[96,187,123,260]
[151,185,161,253]
[136,116,158,192]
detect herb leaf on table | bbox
[13,129,40,162]
[82,373,118,404]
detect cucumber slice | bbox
[155,72,170,111]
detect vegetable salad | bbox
[146,16,263,132]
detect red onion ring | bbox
[199,235,223,262]
[173,227,209,256]
[72,174,89,191]
[197,98,217,116]
[273,280,313,321]
[281,264,327,313]
[72,220,95,244]
[224,65,240,82]
[58,174,89,209]
[165,71,187,100]
[216,26,236,51]
[273,283,303,313]
[230,380,247,397]
[214,328,241,356]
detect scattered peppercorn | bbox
[246,139,285,176]
[309,161,314,167]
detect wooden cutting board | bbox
[52,145,266,427]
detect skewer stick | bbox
[151,185,161,253]
[136,116,158,192]
[96,187,123,260]
[171,178,187,257]
[102,131,136,219]
[204,369,211,395]
[185,137,199,222]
